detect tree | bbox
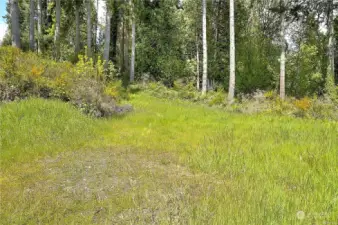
[29,0,35,51]
[201,0,207,95]
[86,0,92,58]
[279,0,286,100]
[75,0,81,56]
[228,0,235,103]
[10,0,21,48]
[196,33,200,90]
[124,3,130,79]
[326,0,335,95]
[37,0,43,53]
[54,0,61,60]
[130,1,136,82]
[177,0,183,9]
[104,3,112,68]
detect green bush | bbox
[0,47,130,117]
[208,91,226,106]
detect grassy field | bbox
[1,94,337,224]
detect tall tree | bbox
[196,33,200,90]
[54,0,61,60]
[37,0,42,53]
[104,4,112,68]
[326,0,335,94]
[279,0,287,100]
[228,0,235,103]
[29,0,35,51]
[130,1,136,82]
[75,0,81,56]
[124,0,130,78]
[86,0,92,58]
[201,0,207,95]
[10,0,21,48]
[94,0,99,56]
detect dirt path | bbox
[1,148,222,224]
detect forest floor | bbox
[1,94,337,224]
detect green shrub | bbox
[208,91,226,106]
[0,47,129,117]
[309,97,338,120]
[104,80,130,102]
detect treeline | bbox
[3,0,338,102]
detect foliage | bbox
[141,81,337,120]
[104,80,130,102]
[0,47,130,117]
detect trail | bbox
[1,147,220,224]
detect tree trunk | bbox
[10,0,21,48]
[326,0,335,93]
[94,0,99,56]
[279,5,286,100]
[130,16,136,82]
[54,0,61,60]
[228,0,235,103]
[29,0,35,51]
[37,0,42,53]
[110,0,118,63]
[75,7,80,56]
[124,21,129,76]
[86,0,92,58]
[196,34,200,90]
[201,0,208,95]
[104,9,112,68]
[124,0,129,77]
[119,5,125,75]
[177,0,183,9]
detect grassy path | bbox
[1,94,337,224]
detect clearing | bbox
[0,94,337,224]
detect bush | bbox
[0,47,131,117]
[142,81,337,120]
[293,97,311,118]
[104,80,130,102]
[208,91,226,106]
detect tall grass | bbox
[0,98,96,166]
[1,94,337,224]
[100,94,338,224]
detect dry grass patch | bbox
[1,147,222,224]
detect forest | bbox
[0,0,337,224]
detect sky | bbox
[0,0,7,43]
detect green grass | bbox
[1,94,337,224]
[0,98,97,165]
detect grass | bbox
[1,93,337,224]
[0,98,97,165]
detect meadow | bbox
[0,93,337,224]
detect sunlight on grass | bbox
[99,93,338,224]
[1,94,337,224]
[0,98,97,166]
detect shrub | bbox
[308,96,338,120]
[0,47,130,117]
[294,97,311,111]
[208,91,225,106]
[293,97,311,118]
[264,90,276,100]
[104,81,130,102]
